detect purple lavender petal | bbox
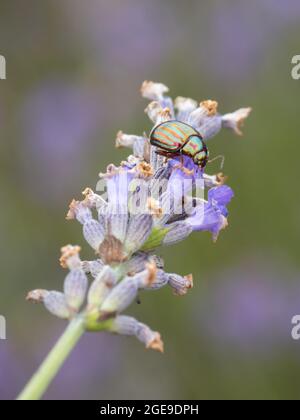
[208,185,234,206]
[187,202,223,236]
[208,185,234,217]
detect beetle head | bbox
[194,150,209,169]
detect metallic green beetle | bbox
[149,120,209,169]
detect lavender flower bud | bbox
[167,273,193,296]
[162,222,193,246]
[82,187,107,210]
[106,204,128,244]
[63,269,88,311]
[83,220,105,251]
[222,107,252,135]
[123,253,164,277]
[124,214,153,255]
[87,266,117,308]
[99,277,139,318]
[115,131,137,148]
[188,100,218,128]
[174,96,198,123]
[143,269,169,290]
[66,201,104,251]
[59,245,82,270]
[136,324,164,353]
[81,259,104,278]
[132,261,157,288]
[66,200,92,224]
[115,131,148,160]
[140,81,169,101]
[26,289,48,303]
[144,101,162,124]
[199,115,223,140]
[111,315,164,353]
[99,264,156,317]
[151,255,165,270]
[44,292,71,319]
[123,252,149,275]
[144,101,172,126]
[133,140,148,161]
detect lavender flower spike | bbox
[22,82,250,400]
[143,80,251,140]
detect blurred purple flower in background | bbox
[45,332,121,400]
[197,0,300,84]
[196,257,300,355]
[0,343,28,400]
[262,0,300,23]
[1,328,120,400]
[63,0,174,75]
[20,81,104,205]
[209,2,267,82]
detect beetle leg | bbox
[172,161,195,176]
[155,150,183,161]
[155,150,195,176]
[155,150,172,158]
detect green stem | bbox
[17,316,85,400]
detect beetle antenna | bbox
[208,155,225,170]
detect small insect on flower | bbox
[149,120,209,169]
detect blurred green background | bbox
[1,0,300,400]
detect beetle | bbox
[149,120,209,169]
